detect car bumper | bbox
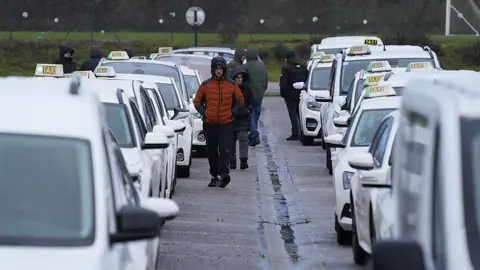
[192,118,206,146]
[301,108,322,136]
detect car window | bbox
[146,89,166,121]
[354,79,366,105]
[103,103,136,148]
[371,118,393,167]
[112,144,139,205]
[369,119,389,156]
[310,67,331,90]
[156,83,181,110]
[184,75,200,96]
[130,101,148,143]
[0,134,94,246]
[139,88,157,130]
[351,109,395,147]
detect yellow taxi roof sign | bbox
[364,85,396,99]
[158,47,173,54]
[318,54,334,63]
[131,56,147,59]
[406,62,434,72]
[63,73,73,78]
[74,70,95,78]
[149,53,159,59]
[311,52,326,58]
[347,45,371,56]
[94,66,116,77]
[364,39,378,45]
[363,74,384,87]
[107,51,130,60]
[367,61,392,73]
[35,64,64,77]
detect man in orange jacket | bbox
[194,56,245,188]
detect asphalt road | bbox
[157,97,370,270]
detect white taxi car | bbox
[306,51,326,70]
[294,54,334,145]
[99,51,191,107]
[324,85,400,246]
[348,110,400,265]
[372,72,480,270]
[0,75,179,270]
[311,36,383,54]
[94,67,193,177]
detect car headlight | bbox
[306,96,321,111]
[343,171,354,189]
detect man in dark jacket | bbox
[80,46,103,72]
[242,47,268,146]
[53,45,76,74]
[193,57,245,188]
[227,48,246,75]
[230,68,254,170]
[280,50,309,141]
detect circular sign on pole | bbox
[186,6,205,26]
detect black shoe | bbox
[255,136,260,145]
[230,160,237,169]
[286,135,299,141]
[240,158,248,170]
[218,174,231,188]
[208,176,220,187]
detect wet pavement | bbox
[157,97,370,270]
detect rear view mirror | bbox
[142,198,180,221]
[153,125,175,138]
[373,240,425,270]
[324,133,345,148]
[348,153,374,171]
[166,120,186,133]
[171,107,190,120]
[142,132,169,149]
[110,205,162,243]
[293,82,305,90]
[333,115,349,128]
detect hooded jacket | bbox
[193,57,245,125]
[242,47,268,100]
[80,46,102,72]
[280,50,308,99]
[227,48,246,75]
[53,45,76,74]
[230,68,254,131]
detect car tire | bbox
[335,214,352,245]
[177,165,190,178]
[302,135,314,146]
[352,204,368,265]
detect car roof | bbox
[360,96,402,110]
[344,50,432,61]
[109,73,173,84]
[102,58,178,67]
[156,54,213,60]
[321,36,383,45]
[179,65,196,75]
[0,77,102,138]
[173,47,235,54]
[82,79,136,103]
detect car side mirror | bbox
[110,205,162,243]
[187,103,197,114]
[373,240,426,270]
[348,153,374,171]
[166,120,186,133]
[171,107,190,120]
[152,125,175,138]
[293,82,305,90]
[359,169,391,188]
[141,132,169,149]
[324,133,345,148]
[333,115,349,128]
[142,197,180,221]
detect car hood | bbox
[0,247,105,270]
[121,148,142,175]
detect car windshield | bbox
[352,109,395,146]
[101,62,181,88]
[460,118,480,265]
[103,103,135,148]
[0,134,94,246]
[341,58,433,94]
[184,75,200,96]
[156,83,180,110]
[310,67,331,90]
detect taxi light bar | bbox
[364,39,378,45]
[158,47,173,54]
[364,85,396,99]
[107,51,130,60]
[94,66,116,77]
[131,56,147,59]
[347,45,371,56]
[406,62,434,72]
[311,52,326,58]
[149,53,159,59]
[363,74,384,87]
[69,71,95,78]
[367,61,392,73]
[35,64,64,77]
[318,54,334,63]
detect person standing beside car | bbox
[80,46,103,72]
[227,48,246,75]
[242,47,268,146]
[280,50,309,141]
[193,57,245,188]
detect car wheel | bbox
[302,135,314,146]
[352,204,368,265]
[335,214,352,245]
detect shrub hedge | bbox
[0,35,478,81]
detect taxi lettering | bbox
[96,68,108,73]
[368,76,381,83]
[365,39,378,45]
[369,86,384,93]
[111,52,123,57]
[351,46,363,52]
[42,65,56,74]
[411,63,427,69]
[160,48,169,53]
[371,62,384,69]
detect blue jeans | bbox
[249,98,262,138]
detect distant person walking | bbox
[230,68,254,170]
[193,57,245,188]
[280,50,308,141]
[242,47,268,146]
[227,48,246,75]
[52,45,76,73]
[80,46,103,72]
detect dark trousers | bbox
[284,98,300,136]
[203,123,234,177]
